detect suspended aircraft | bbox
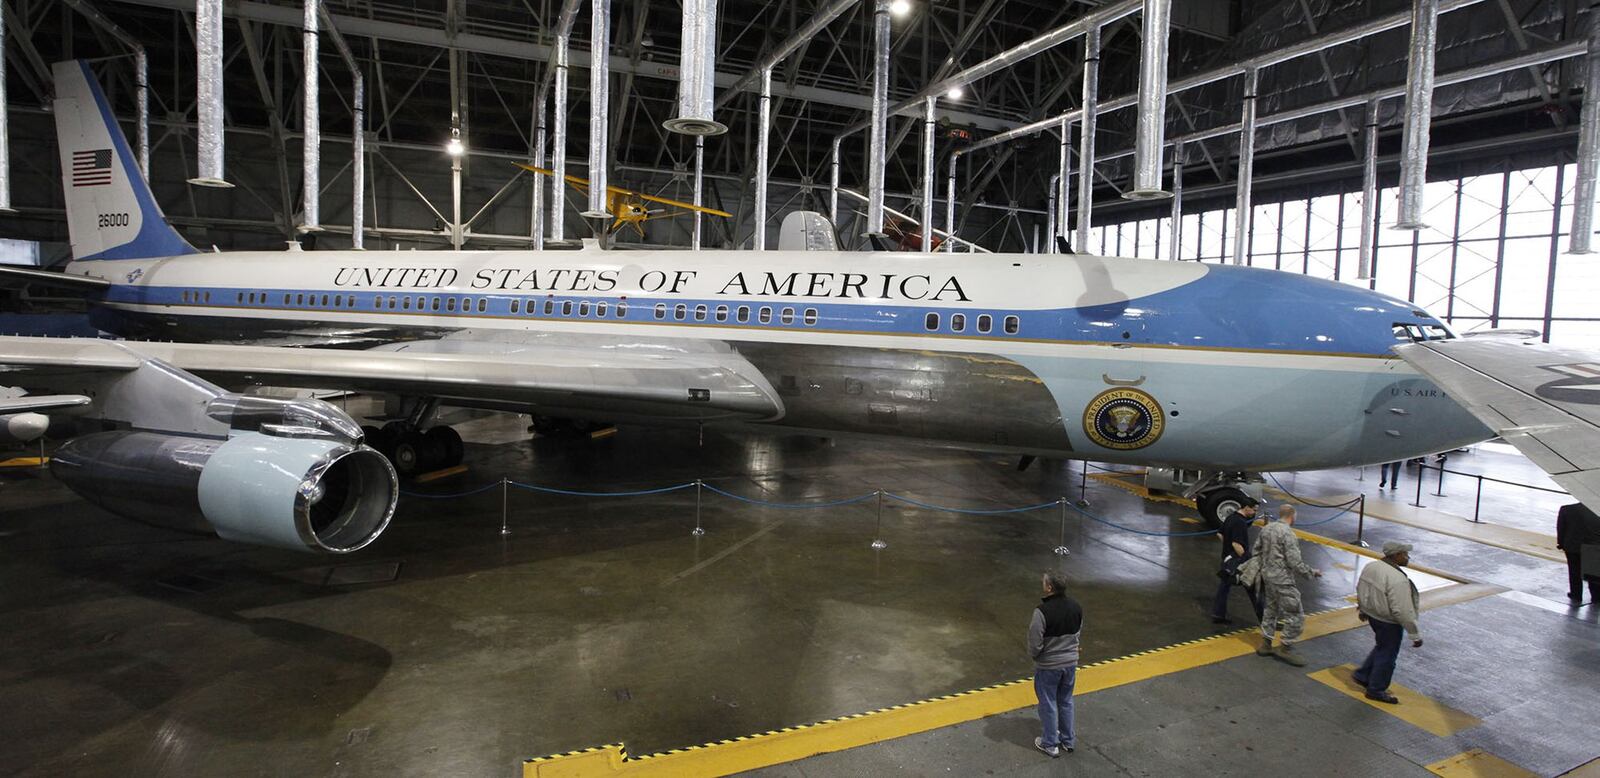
[515,164,731,237]
[1,61,1532,558]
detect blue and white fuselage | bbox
[69,246,1489,472]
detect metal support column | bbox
[1057,114,1071,248]
[550,27,571,240]
[1076,26,1101,252]
[754,67,772,249]
[1395,0,1439,229]
[352,74,365,249]
[865,0,891,237]
[531,96,545,249]
[0,4,8,211]
[301,0,320,231]
[191,0,230,186]
[1232,67,1257,265]
[1129,0,1171,199]
[583,0,612,218]
[1358,98,1381,278]
[830,137,842,228]
[1046,175,1059,254]
[921,96,936,253]
[693,136,705,250]
[1170,141,1184,260]
[1570,3,1600,253]
[945,154,957,252]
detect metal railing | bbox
[1412,462,1567,522]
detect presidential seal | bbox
[1083,388,1165,450]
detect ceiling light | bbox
[889,0,911,17]
[946,86,964,100]
[445,134,465,157]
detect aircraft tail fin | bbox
[52,60,196,261]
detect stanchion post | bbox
[1054,497,1071,556]
[1077,461,1091,507]
[870,489,888,550]
[1472,476,1482,523]
[499,477,510,537]
[1412,466,1425,508]
[692,478,706,536]
[1355,494,1368,548]
[1435,462,1446,497]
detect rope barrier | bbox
[882,492,1058,515]
[701,483,879,509]
[400,481,506,499]
[508,481,698,498]
[1265,472,1362,510]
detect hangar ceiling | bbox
[0,0,1588,251]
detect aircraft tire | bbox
[1198,486,1249,530]
[425,426,465,467]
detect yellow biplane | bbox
[516,164,732,237]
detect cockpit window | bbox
[1392,323,1453,343]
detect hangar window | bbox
[737,306,750,323]
[655,303,667,319]
[715,305,728,322]
[675,304,687,320]
[781,307,795,325]
[597,302,608,317]
[447,297,457,312]
[1004,315,1020,334]
[580,301,591,316]
[803,308,818,326]
[511,299,521,314]
[695,304,707,321]
[977,314,992,333]
[563,301,574,316]
[951,313,966,332]
[617,302,628,317]
[759,307,772,324]
[925,312,939,330]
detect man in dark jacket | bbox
[1027,570,1083,758]
[1211,497,1263,624]
[1557,502,1600,604]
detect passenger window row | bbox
[923,312,1019,335]
[179,290,213,304]
[652,303,820,327]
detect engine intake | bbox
[51,430,397,553]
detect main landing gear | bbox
[361,399,465,476]
[1145,468,1265,529]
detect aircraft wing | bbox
[1395,338,1600,509]
[0,333,784,424]
[0,394,93,413]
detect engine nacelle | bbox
[0,413,50,445]
[50,430,397,553]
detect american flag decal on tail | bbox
[72,149,114,187]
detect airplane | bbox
[514,164,732,238]
[0,60,1515,557]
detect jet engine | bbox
[49,396,398,554]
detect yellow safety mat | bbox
[1426,748,1537,778]
[1310,665,1482,738]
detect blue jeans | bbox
[1034,666,1077,749]
[1353,618,1404,692]
[1379,462,1402,487]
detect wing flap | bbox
[1395,339,1600,509]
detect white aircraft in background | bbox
[8,60,1558,558]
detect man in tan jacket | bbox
[1353,541,1422,704]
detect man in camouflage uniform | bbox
[1253,504,1322,666]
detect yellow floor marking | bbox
[523,582,1503,778]
[1293,530,1472,585]
[589,426,618,440]
[1426,749,1538,778]
[1178,517,1202,525]
[1560,757,1600,777]
[0,456,47,468]
[1354,498,1563,564]
[414,464,469,483]
[1310,665,1482,738]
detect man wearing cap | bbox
[1353,541,1423,704]
[1211,496,1263,625]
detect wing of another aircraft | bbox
[0,333,784,424]
[1395,337,1600,509]
[0,394,93,413]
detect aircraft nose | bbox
[1,412,51,444]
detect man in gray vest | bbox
[1354,541,1423,704]
[1027,570,1083,758]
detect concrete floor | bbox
[0,413,1594,776]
